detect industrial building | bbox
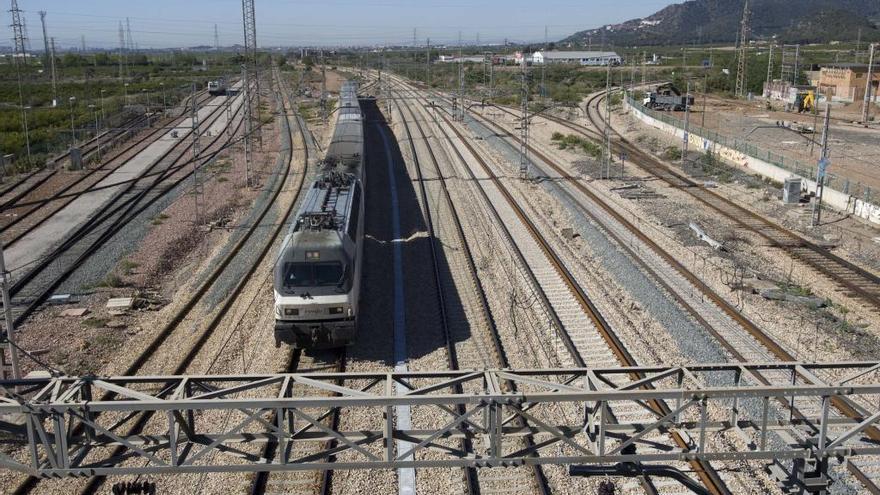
[532,50,622,66]
[436,55,486,64]
[817,63,879,103]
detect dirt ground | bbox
[660,92,880,193]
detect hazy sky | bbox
[14,0,677,49]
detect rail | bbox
[624,95,874,203]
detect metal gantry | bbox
[241,0,261,146]
[735,0,751,97]
[3,362,880,485]
[518,54,530,179]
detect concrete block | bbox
[106,297,135,310]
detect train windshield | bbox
[283,262,345,289]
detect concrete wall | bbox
[624,99,880,226]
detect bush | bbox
[552,133,602,159]
[663,146,682,161]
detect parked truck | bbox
[643,83,694,112]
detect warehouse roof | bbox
[539,51,620,59]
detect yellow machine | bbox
[794,90,816,113]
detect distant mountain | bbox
[561,0,880,46]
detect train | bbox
[208,79,228,96]
[273,81,365,349]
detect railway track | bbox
[245,68,353,495]
[0,89,211,212]
[12,69,310,495]
[6,86,246,327]
[537,92,880,314]
[388,79,730,495]
[392,88,549,495]
[0,93,216,249]
[0,114,151,215]
[436,83,880,493]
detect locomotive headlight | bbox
[284,308,300,316]
[328,307,344,315]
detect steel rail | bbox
[396,75,730,495]
[571,92,879,312]
[248,67,345,495]
[392,87,541,495]
[78,69,311,495]
[466,86,880,493]
[0,89,211,211]
[11,78,287,495]
[390,79,668,495]
[0,94,216,247]
[7,95,243,328]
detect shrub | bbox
[663,146,682,161]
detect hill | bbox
[561,0,880,47]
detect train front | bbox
[272,228,357,349]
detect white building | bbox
[533,51,622,66]
[514,51,533,65]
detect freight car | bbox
[643,83,694,112]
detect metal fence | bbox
[626,96,874,203]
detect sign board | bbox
[817,158,830,178]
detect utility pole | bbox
[641,51,647,87]
[519,54,530,179]
[118,21,126,81]
[702,70,709,128]
[242,65,253,189]
[766,43,774,86]
[856,28,863,64]
[682,80,691,168]
[241,0,262,147]
[489,51,495,100]
[126,18,134,52]
[190,82,204,227]
[735,0,751,98]
[603,61,613,179]
[425,38,431,84]
[458,31,464,121]
[811,104,831,227]
[49,38,58,107]
[0,246,21,382]
[320,49,328,124]
[10,0,31,169]
[225,77,233,138]
[630,57,636,92]
[38,11,50,73]
[862,43,875,124]
[541,25,547,101]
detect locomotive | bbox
[273,81,364,348]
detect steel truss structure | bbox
[2,362,880,478]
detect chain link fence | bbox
[626,96,874,204]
